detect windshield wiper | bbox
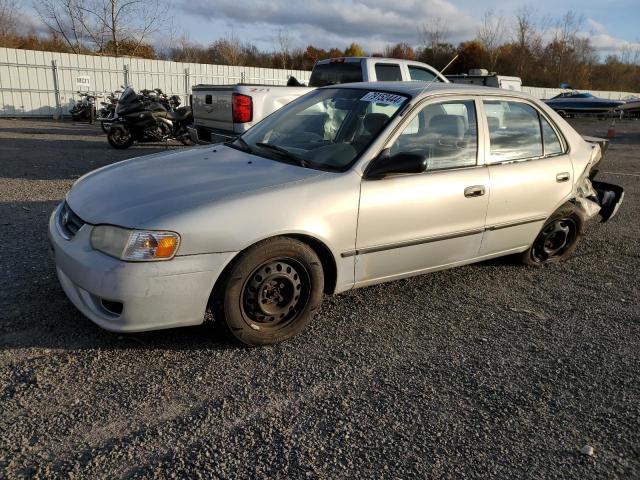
[224,136,253,153]
[255,142,310,168]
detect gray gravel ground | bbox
[0,118,638,479]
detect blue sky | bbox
[173,0,639,56]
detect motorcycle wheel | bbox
[178,135,193,146]
[100,121,112,133]
[107,128,134,149]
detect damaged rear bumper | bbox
[592,180,624,222]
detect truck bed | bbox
[191,84,313,141]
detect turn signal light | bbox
[155,236,179,258]
[232,93,253,123]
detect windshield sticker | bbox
[360,92,405,106]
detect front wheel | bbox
[107,127,134,149]
[215,237,324,346]
[522,204,584,265]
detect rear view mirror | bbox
[364,149,428,179]
[333,98,356,110]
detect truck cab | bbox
[309,57,449,86]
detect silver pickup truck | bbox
[190,57,448,142]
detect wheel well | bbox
[288,234,337,295]
[209,235,338,308]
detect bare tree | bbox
[0,0,18,38]
[80,0,167,56]
[208,32,245,66]
[476,9,506,71]
[419,16,449,59]
[511,5,546,78]
[552,10,586,83]
[274,28,292,70]
[619,43,640,65]
[36,0,87,53]
[36,0,166,57]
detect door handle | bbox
[556,172,570,182]
[464,185,486,198]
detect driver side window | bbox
[390,100,478,170]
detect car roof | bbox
[316,57,430,64]
[326,81,532,100]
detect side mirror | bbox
[364,149,428,179]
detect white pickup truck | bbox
[189,57,448,142]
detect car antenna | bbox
[418,54,459,97]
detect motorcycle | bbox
[69,92,97,122]
[97,90,121,133]
[107,87,193,149]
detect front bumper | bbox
[48,204,235,332]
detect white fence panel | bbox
[0,47,312,117]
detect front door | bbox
[354,98,490,287]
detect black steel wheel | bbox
[241,259,310,331]
[522,204,583,265]
[531,218,578,263]
[215,237,324,346]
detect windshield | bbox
[236,88,409,171]
[118,87,137,104]
[115,87,140,114]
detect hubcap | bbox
[532,217,577,263]
[241,260,307,327]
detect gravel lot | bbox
[1,118,638,479]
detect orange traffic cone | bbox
[607,119,616,138]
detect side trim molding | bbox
[485,216,547,231]
[341,228,484,258]
[343,216,546,257]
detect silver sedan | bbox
[49,83,624,345]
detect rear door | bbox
[479,98,573,255]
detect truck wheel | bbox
[522,204,584,266]
[107,128,134,149]
[216,237,324,346]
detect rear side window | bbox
[375,64,402,81]
[308,62,363,87]
[541,116,563,156]
[391,100,478,170]
[408,66,439,82]
[484,100,542,162]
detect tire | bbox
[215,237,324,346]
[521,203,584,266]
[107,127,134,149]
[100,121,111,133]
[177,132,193,146]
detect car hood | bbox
[67,145,326,227]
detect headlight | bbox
[90,225,180,261]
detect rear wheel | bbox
[215,237,324,346]
[522,204,583,265]
[107,127,134,149]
